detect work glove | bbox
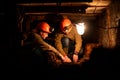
[73,54,78,63]
[63,56,72,63]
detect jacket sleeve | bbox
[54,34,67,56]
[74,27,82,53]
[33,33,63,58]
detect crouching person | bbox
[25,21,71,69]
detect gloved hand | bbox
[63,56,72,63]
[73,54,78,63]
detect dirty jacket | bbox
[54,25,82,56]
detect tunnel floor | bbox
[8,46,120,79]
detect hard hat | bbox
[60,18,72,32]
[36,22,51,33]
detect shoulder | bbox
[27,32,42,40]
[72,25,77,30]
[54,32,65,39]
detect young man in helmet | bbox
[26,21,71,68]
[54,18,83,64]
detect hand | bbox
[63,56,72,63]
[73,54,78,63]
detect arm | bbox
[33,33,65,60]
[54,33,67,56]
[74,27,82,54]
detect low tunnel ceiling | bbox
[16,0,112,18]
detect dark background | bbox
[4,0,120,79]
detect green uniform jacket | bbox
[54,26,82,56]
[27,32,63,58]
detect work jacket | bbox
[54,25,82,56]
[25,32,61,60]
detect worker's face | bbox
[40,31,49,39]
[63,25,72,34]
